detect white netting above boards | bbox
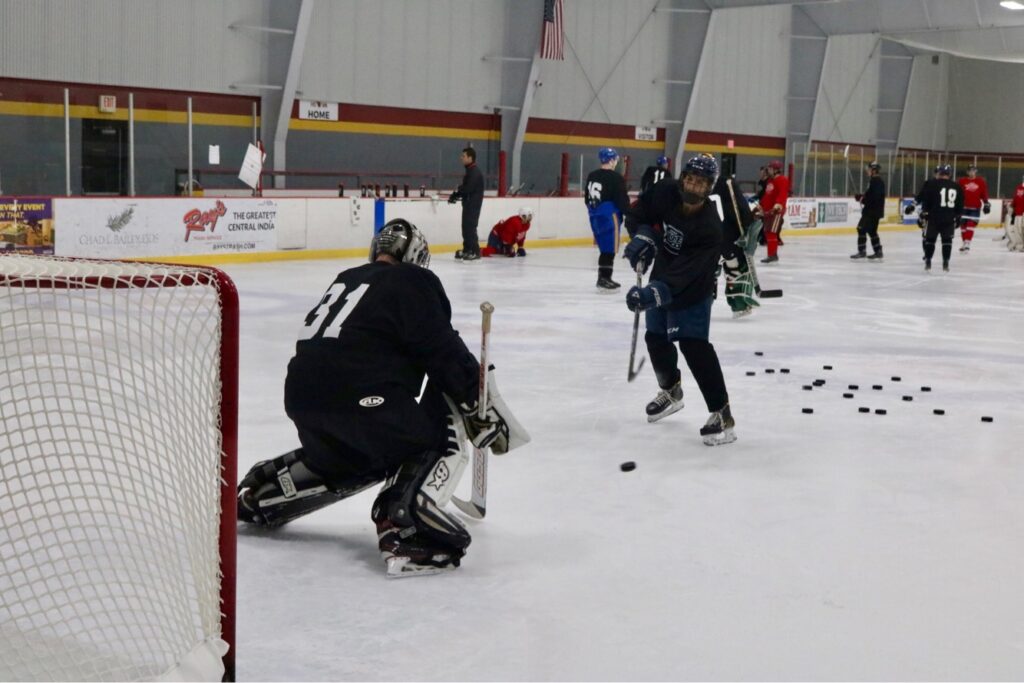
[0,255,238,682]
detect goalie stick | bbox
[725,178,783,299]
[452,301,494,520]
[627,264,646,382]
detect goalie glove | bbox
[457,367,531,455]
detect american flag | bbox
[540,0,564,60]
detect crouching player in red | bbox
[482,207,533,257]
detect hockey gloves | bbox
[983,202,991,215]
[516,246,527,257]
[623,225,660,274]
[460,401,509,453]
[447,192,461,204]
[626,280,671,313]
[904,203,917,215]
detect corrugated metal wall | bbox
[810,33,881,144]
[899,54,949,151]
[946,57,1023,154]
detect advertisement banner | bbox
[817,199,851,225]
[0,197,55,254]
[55,198,280,258]
[785,198,818,228]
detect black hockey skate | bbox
[700,404,737,446]
[942,260,950,272]
[596,276,621,292]
[375,518,464,578]
[646,381,684,423]
[456,249,481,262]
[868,250,883,261]
[850,251,867,260]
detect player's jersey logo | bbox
[426,460,450,491]
[359,396,385,407]
[663,222,684,253]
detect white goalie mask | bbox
[369,219,431,268]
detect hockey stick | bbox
[725,178,783,299]
[452,301,494,520]
[627,264,646,382]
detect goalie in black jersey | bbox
[238,219,528,577]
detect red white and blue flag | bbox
[541,0,564,60]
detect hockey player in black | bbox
[623,154,736,446]
[907,164,964,272]
[640,155,672,193]
[851,161,886,261]
[585,147,631,290]
[237,219,528,577]
[449,147,485,261]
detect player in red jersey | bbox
[956,164,990,253]
[758,160,789,263]
[481,207,533,257]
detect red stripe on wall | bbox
[289,101,500,131]
[686,130,785,150]
[526,117,665,142]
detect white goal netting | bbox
[0,255,235,682]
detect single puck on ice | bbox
[802,408,814,414]
[823,365,833,370]
[981,416,994,423]
[848,384,859,390]
[872,384,883,390]
[746,371,755,376]
[813,379,826,386]
[902,396,913,401]
[780,368,790,374]
[620,461,636,472]
[875,409,887,415]
[933,409,945,415]
[765,368,776,374]
[802,385,813,390]
[891,376,901,382]
[843,393,854,398]
[754,351,764,356]
[921,386,932,392]
[858,407,870,413]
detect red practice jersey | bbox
[491,215,531,247]
[958,176,989,209]
[1013,184,1024,216]
[759,174,790,213]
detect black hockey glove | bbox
[983,202,991,215]
[623,225,660,274]
[903,203,916,215]
[448,192,461,204]
[460,401,508,451]
[626,280,671,313]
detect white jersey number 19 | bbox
[940,187,958,208]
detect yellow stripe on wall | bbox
[0,100,257,127]
[289,118,500,141]
[524,132,664,150]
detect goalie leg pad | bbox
[1009,217,1024,252]
[723,257,759,316]
[238,450,381,528]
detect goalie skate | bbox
[384,553,460,578]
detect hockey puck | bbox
[872,384,883,390]
[875,409,887,415]
[780,368,790,374]
[823,365,833,370]
[981,416,993,423]
[620,461,636,472]
[765,368,776,374]
[802,408,813,414]
[858,407,870,413]
[933,409,945,415]
[802,385,813,390]
[921,386,932,392]
[843,393,853,398]
[754,351,764,356]
[848,384,859,390]
[813,379,825,386]
[891,376,902,382]
[902,396,913,401]
[746,371,755,376]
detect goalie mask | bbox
[369,219,431,268]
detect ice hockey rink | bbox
[228,229,1023,681]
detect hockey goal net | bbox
[0,255,238,681]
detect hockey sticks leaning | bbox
[725,178,783,299]
[452,301,494,520]
[627,264,646,382]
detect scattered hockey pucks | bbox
[746,371,755,376]
[933,409,945,415]
[823,365,833,370]
[765,369,776,374]
[802,385,813,390]
[872,384,883,390]
[848,384,859,390]
[843,393,854,398]
[802,408,813,414]
[891,376,902,382]
[754,351,764,356]
[875,409,887,415]
[921,386,932,392]
[780,368,790,374]
[981,416,994,423]
[902,395,913,401]
[620,461,636,472]
[858,407,870,413]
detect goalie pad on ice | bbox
[723,257,759,315]
[1008,216,1024,252]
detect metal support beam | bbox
[510,51,542,188]
[273,0,315,189]
[673,10,716,169]
[229,23,295,35]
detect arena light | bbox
[1000,1,1024,10]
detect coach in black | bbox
[449,147,485,261]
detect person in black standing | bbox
[907,164,963,272]
[623,154,736,446]
[585,147,631,291]
[449,147,485,261]
[851,161,886,261]
[237,219,525,576]
[640,155,672,194]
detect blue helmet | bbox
[599,147,619,164]
[683,154,719,183]
[937,164,952,177]
[656,155,670,167]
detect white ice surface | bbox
[229,230,1024,681]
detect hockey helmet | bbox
[656,155,670,167]
[867,161,881,172]
[767,159,784,172]
[599,147,619,164]
[936,164,953,177]
[518,206,534,222]
[682,154,719,183]
[369,218,430,268]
